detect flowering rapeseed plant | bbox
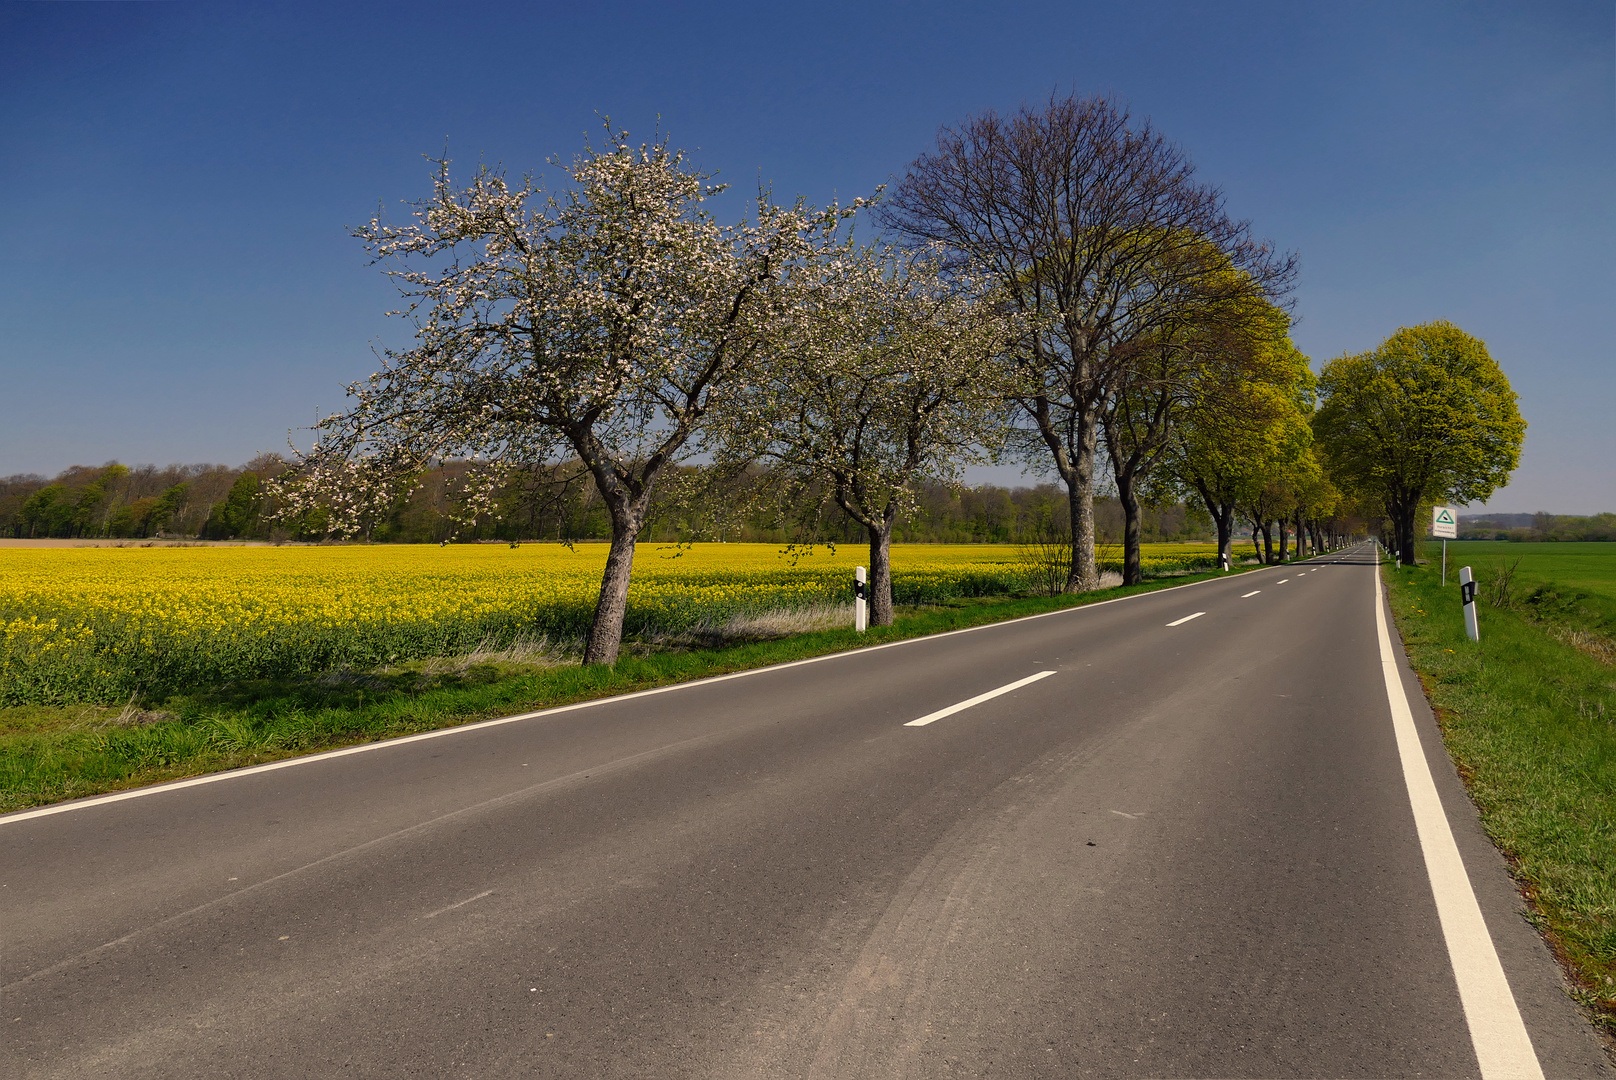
[0,542,1218,705]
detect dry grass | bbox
[37,696,181,730]
[101,693,176,727]
[651,602,855,648]
[716,603,855,639]
[1545,625,1616,667]
[412,633,570,675]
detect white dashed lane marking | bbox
[904,670,1058,728]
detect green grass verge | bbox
[1384,554,1616,1037]
[0,566,1260,814]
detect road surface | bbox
[4,544,1610,1077]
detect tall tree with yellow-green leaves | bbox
[1313,321,1524,566]
[1157,305,1313,570]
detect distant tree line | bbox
[1459,512,1616,543]
[1,455,291,541]
[1,455,1211,546]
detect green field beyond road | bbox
[1387,542,1616,1041]
[1431,540,1616,601]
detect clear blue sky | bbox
[3,1,1611,513]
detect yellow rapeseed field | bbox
[0,541,1218,704]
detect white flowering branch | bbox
[275,123,866,663]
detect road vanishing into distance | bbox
[5,544,1612,1078]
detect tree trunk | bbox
[1260,522,1274,564]
[1215,505,1235,569]
[1277,519,1290,562]
[867,514,896,627]
[1062,426,1100,592]
[1191,483,1236,571]
[1118,472,1143,586]
[583,508,642,665]
[1395,505,1418,566]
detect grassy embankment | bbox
[1385,541,1616,1037]
[0,561,1257,814]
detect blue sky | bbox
[2,1,1611,512]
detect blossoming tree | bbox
[278,128,860,663]
[717,244,1017,626]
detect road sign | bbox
[1432,506,1458,539]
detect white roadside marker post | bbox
[1459,566,1481,642]
[854,566,868,633]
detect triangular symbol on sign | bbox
[1436,509,1454,523]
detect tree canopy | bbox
[715,243,1016,624]
[1313,321,1525,564]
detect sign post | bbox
[1432,506,1458,585]
[854,566,867,633]
[1459,566,1480,642]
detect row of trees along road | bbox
[875,96,1296,590]
[280,96,1519,664]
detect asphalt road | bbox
[4,544,1611,1078]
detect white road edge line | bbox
[904,670,1057,727]
[1165,612,1205,626]
[1372,562,1543,1079]
[1241,590,1261,598]
[2,565,1277,826]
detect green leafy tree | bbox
[1313,322,1525,565]
[1157,309,1312,569]
[20,485,69,538]
[65,464,128,537]
[1292,468,1340,558]
[109,481,192,538]
[1107,286,1305,583]
[107,498,158,538]
[206,472,262,539]
[1236,414,1316,563]
[149,482,189,535]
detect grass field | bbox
[1386,543,1616,1038]
[1426,540,1616,601]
